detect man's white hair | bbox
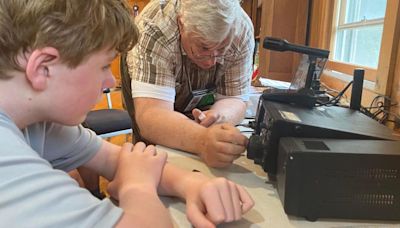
[179,0,241,44]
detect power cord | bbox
[316,80,353,107]
[359,95,399,125]
[317,83,399,128]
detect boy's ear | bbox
[25,47,60,91]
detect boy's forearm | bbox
[116,187,173,227]
[83,140,121,181]
[157,163,208,199]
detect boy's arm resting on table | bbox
[83,140,254,227]
[82,140,120,181]
[158,163,254,227]
[83,141,173,227]
[134,97,248,167]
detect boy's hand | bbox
[199,123,248,167]
[184,175,254,228]
[107,142,168,200]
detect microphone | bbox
[263,37,329,58]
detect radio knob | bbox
[247,135,264,160]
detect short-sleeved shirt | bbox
[0,110,123,227]
[123,0,254,142]
[126,0,255,110]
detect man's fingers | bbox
[217,124,248,146]
[200,116,216,127]
[215,150,241,163]
[225,134,248,147]
[192,108,205,123]
[193,109,218,127]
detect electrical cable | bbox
[316,80,353,107]
[359,94,399,125]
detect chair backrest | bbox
[82,88,132,138]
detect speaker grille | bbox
[320,168,400,208]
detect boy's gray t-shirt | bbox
[0,110,123,227]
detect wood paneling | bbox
[326,60,377,82]
[258,0,309,82]
[308,0,335,50]
[375,0,400,95]
[242,0,259,36]
[111,56,121,86]
[390,19,400,123]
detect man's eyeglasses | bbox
[190,46,226,61]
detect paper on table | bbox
[246,78,290,118]
[259,78,291,90]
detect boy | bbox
[0,0,254,227]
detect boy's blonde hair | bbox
[0,0,138,78]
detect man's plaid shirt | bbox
[126,0,255,111]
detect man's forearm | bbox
[210,98,246,125]
[138,108,207,155]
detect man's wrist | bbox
[194,127,208,155]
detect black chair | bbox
[82,88,132,139]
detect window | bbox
[331,0,387,68]
[312,0,399,101]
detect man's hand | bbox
[183,174,254,228]
[192,108,222,127]
[107,142,168,199]
[199,123,248,167]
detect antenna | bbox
[350,69,364,111]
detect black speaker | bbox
[277,137,400,221]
